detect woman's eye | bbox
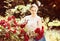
[31,10,35,11]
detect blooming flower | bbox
[34,26,44,40]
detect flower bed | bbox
[0,15,44,41]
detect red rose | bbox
[20,22,27,28]
[20,29,26,34]
[2,21,10,29]
[8,16,15,21]
[18,29,27,39]
[35,28,40,33]
[34,26,44,40]
[11,16,15,19]
[7,23,10,29]
[12,30,16,33]
[0,20,5,25]
[20,20,28,28]
[3,22,7,28]
[5,33,10,38]
[0,21,1,25]
[14,20,17,24]
[24,34,29,41]
[20,24,25,28]
[8,16,12,21]
[13,20,18,27]
[19,29,29,41]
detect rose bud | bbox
[1,20,5,25]
[8,16,12,21]
[11,16,15,19]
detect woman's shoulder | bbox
[37,16,41,20]
[24,15,31,20]
[24,15,31,18]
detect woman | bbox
[20,4,46,41]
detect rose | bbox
[34,26,44,40]
[3,22,7,28]
[8,16,12,21]
[7,23,10,29]
[12,30,16,33]
[7,16,15,21]
[2,21,10,29]
[20,29,29,41]
[0,20,5,25]
[13,20,18,27]
[24,34,29,41]
[5,33,10,38]
[18,29,26,37]
[11,16,15,19]
[7,16,18,27]
[18,29,29,41]
[0,20,10,29]
[20,29,26,34]
[20,21,27,28]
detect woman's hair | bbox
[30,4,38,10]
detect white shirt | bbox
[20,15,42,32]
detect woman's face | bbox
[30,6,38,14]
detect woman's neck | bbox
[31,13,37,17]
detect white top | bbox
[20,15,42,32]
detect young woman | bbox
[20,4,46,41]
